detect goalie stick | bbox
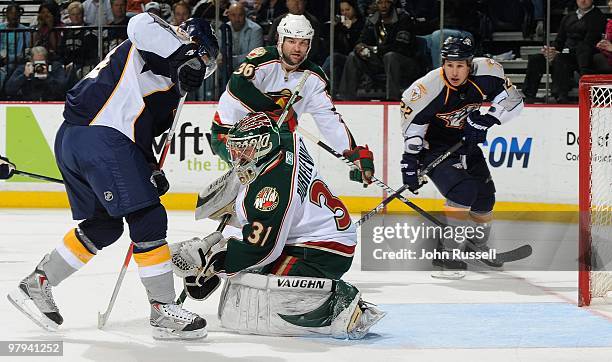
[295,125,532,265]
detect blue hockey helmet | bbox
[179,18,219,79]
[440,36,475,62]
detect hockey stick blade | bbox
[493,244,532,264]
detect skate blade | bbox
[431,269,466,280]
[7,289,59,332]
[152,326,208,340]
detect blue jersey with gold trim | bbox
[63,13,189,161]
[400,58,522,153]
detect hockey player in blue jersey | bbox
[7,13,219,340]
[399,36,524,279]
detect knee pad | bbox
[444,178,480,208]
[78,214,124,250]
[126,203,168,251]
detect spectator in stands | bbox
[5,46,67,101]
[254,0,287,31]
[338,0,420,100]
[171,1,191,26]
[83,0,114,26]
[406,0,478,69]
[267,0,321,63]
[59,2,98,69]
[33,1,63,60]
[592,0,612,73]
[193,0,230,22]
[522,0,607,103]
[107,0,130,43]
[126,0,147,16]
[0,2,30,74]
[322,0,365,98]
[225,2,263,70]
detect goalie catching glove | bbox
[170,232,227,301]
[0,156,15,179]
[343,145,374,186]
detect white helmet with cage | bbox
[276,14,314,64]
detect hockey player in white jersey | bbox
[171,112,385,339]
[7,14,219,339]
[399,36,523,278]
[210,14,374,187]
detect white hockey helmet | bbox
[276,14,314,63]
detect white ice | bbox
[1,209,612,362]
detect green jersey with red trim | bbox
[224,132,356,274]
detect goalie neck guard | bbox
[226,112,282,185]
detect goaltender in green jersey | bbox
[171,112,385,339]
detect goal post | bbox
[578,74,612,306]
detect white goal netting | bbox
[582,81,612,304]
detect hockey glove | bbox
[463,111,500,146]
[169,43,207,95]
[400,153,425,193]
[0,156,15,179]
[343,145,374,186]
[150,169,170,196]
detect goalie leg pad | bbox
[218,273,375,339]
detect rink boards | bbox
[0,102,582,216]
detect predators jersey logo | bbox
[436,103,481,128]
[254,187,279,211]
[247,47,267,59]
[266,89,303,109]
[408,83,427,102]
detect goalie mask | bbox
[226,112,281,185]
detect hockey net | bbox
[579,75,612,306]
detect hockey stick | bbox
[356,141,464,226]
[13,170,64,184]
[277,70,310,128]
[98,94,188,330]
[97,243,133,329]
[176,213,232,305]
[0,156,64,184]
[158,94,188,169]
[296,125,532,264]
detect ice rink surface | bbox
[1,209,612,362]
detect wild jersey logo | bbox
[267,89,303,109]
[254,187,279,211]
[246,47,267,59]
[436,103,481,128]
